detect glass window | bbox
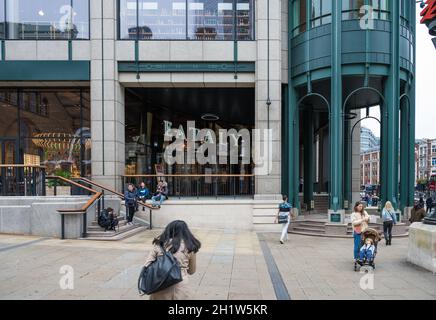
[292,0,306,36]
[5,0,89,40]
[342,0,389,21]
[0,0,4,39]
[119,0,138,40]
[432,158,436,166]
[311,0,331,28]
[0,89,91,177]
[237,0,253,40]
[71,0,89,39]
[188,0,234,40]
[139,0,186,40]
[119,0,253,40]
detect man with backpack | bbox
[124,183,138,225]
[98,207,118,231]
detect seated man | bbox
[359,238,375,265]
[151,180,168,208]
[137,182,150,211]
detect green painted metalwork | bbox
[303,106,314,205]
[282,84,289,195]
[329,0,343,212]
[0,61,90,81]
[383,0,401,210]
[399,93,412,211]
[1,40,5,61]
[118,62,255,73]
[68,40,72,61]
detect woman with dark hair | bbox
[143,220,201,300]
[350,201,370,262]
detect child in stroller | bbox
[354,228,381,271]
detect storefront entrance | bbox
[124,87,255,198]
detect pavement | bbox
[0,229,435,300]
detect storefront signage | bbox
[421,0,436,25]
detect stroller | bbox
[354,228,382,272]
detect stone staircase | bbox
[289,219,409,238]
[300,194,329,214]
[82,214,149,241]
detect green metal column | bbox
[408,3,417,208]
[383,0,401,209]
[287,0,300,210]
[329,0,343,211]
[344,119,351,209]
[303,107,314,206]
[399,92,409,211]
[282,84,289,195]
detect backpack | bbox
[138,245,183,295]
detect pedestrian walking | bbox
[351,201,370,262]
[143,220,201,300]
[275,195,293,244]
[426,196,433,214]
[382,201,397,246]
[124,183,138,225]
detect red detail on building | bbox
[421,0,436,24]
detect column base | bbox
[328,209,345,224]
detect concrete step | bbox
[85,223,139,237]
[292,226,325,234]
[298,223,326,230]
[82,226,148,241]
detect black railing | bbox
[123,174,255,199]
[0,165,46,196]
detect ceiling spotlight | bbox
[38,10,45,16]
[201,113,220,121]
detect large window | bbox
[119,0,254,40]
[3,0,89,40]
[311,0,331,28]
[0,89,91,177]
[342,0,389,21]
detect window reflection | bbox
[0,89,91,177]
[119,0,254,40]
[342,0,389,21]
[0,0,4,39]
[4,0,89,40]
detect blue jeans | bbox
[152,194,166,207]
[353,233,362,260]
[359,249,374,262]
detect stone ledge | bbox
[407,223,436,274]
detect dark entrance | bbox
[124,87,255,198]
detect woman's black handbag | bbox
[138,245,183,295]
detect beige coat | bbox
[144,241,196,300]
[351,210,370,233]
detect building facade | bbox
[0,0,417,225]
[360,148,380,186]
[360,126,380,152]
[415,138,436,182]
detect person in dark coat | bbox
[426,197,433,214]
[124,183,138,225]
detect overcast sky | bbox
[361,8,436,139]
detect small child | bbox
[359,238,375,264]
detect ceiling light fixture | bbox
[201,113,220,121]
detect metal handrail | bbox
[46,175,103,239]
[79,177,158,230]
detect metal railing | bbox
[122,174,255,199]
[0,165,46,196]
[78,177,159,229]
[46,175,102,240]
